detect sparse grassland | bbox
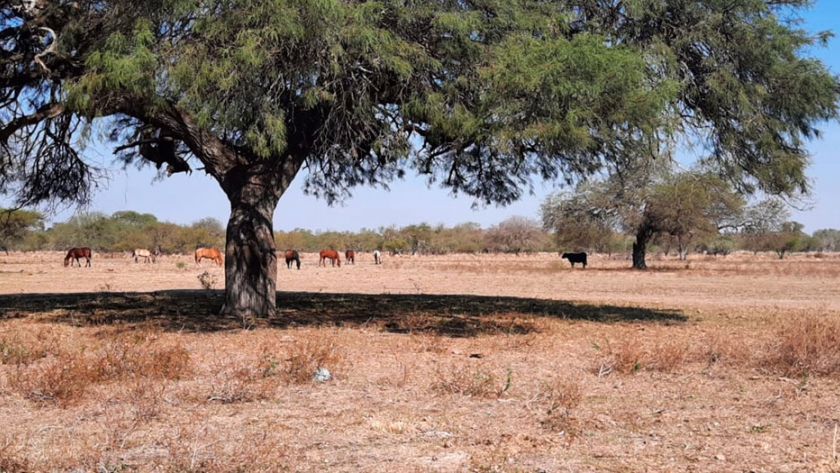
[1,251,840,471]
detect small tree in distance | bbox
[484,216,548,255]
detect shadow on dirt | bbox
[0,290,687,337]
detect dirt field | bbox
[2,250,840,472]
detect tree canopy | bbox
[1,0,838,316]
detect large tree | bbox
[1,1,837,316]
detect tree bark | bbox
[222,195,279,318]
[632,228,653,269]
[218,160,297,319]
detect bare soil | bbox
[1,251,840,472]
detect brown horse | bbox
[319,249,341,267]
[64,247,92,267]
[345,249,355,265]
[284,249,301,269]
[132,248,156,263]
[195,247,223,266]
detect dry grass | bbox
[2,251,840,471]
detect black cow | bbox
[561,252,587,269]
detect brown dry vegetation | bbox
[1,251,840,472]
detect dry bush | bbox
[647,340,689,372]
[603,336,646,375]
[99,332,192,381]
[431,362,511,398]
[0,326,61,366]
[206,357,283,403]
[197,271,218,290]
[698,329,757,366]
[282,334,342,384]
[762,313,840,376]
[537,375,583,434]
[7,331,191,407]
[0,439,30,473]
[8,350,96,406]
[162,426,292,472]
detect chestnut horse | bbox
[132,248,155,263]
[64,247,92,267]
[285,249,301,269]
[345,250,355,265]
[195,247,223,266]
[319,249,341,267]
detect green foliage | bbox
[0,209,45,251]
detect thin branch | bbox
[0,103,63,143]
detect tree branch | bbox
[0,103,63,143]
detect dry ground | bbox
[1,250,840,472]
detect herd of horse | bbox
[61,247,379,269]
[63,246,223,267]
[62,248,589,269]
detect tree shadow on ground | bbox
[0,290,687,337]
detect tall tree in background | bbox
[1,1,837,316]
[484,216,547,255]
[0,209,44,252]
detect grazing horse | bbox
[373,250,381,265]
[64,247,92,267]
[284,249,301,269]
[345,250,355,265]
[133,248,156,264]
[195,247,223,266]
[319,249,341,267]
[561,252,587,269]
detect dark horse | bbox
[64,247,92,267]
[345,250,355,265]
[319,249,341,267]
[285,249,301,269]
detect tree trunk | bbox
[632,230,652,269]
[219,163,290,319]
[222,197,278,318]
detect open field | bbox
[2,251,840,472]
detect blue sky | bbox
[45,2,840,233]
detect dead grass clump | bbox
[0,440,30,473]
[431,363,511,398]
[603,337,646,374]
[699,329,756,366]
[7,332,191,407]
[647,340,689,372]
[100,332,192,381]
[0,325,62,366]
[161,424,292,472]
[0,336,46,366]
[282,334,342,384]
[8,351,97,406]
[537,375,583,434]
[206,359,283,404]
[762,313,840,376]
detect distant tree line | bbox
[2,203,839,261]
[0,210,225,254]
